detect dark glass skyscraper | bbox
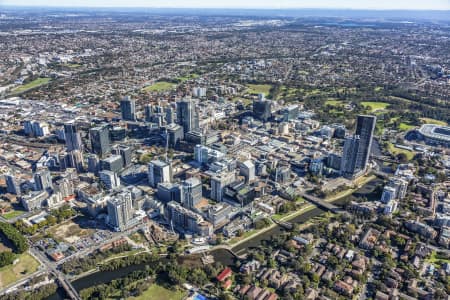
[176,98,199,135]
[354,115,377,171]
[120,96,136,121]
[341,115,376,178]
[90,125,111,158]
[253,99,272,122]
[144,104,153,122]
[5,174,20,195]
[64,121,83,152]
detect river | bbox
[47,177,383,299]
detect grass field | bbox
[374,86,383,92]
[176,73,199,82]
[398,123,416,131]
[420,118,448,126]
[246,84,272,96]
[11,78,51,94]
[361,101,390,112]
[0,253,40,288]
[131,284,186,300]
[2,210,25,220]
[387,143,415,161]
[277,85,300,99]
[142,81,175,92]
[325,99,345,106]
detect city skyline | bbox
[3,0,450,10]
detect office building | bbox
[177,98,199,135]
[110,126,126,141]
[192,87,207,98]
[253,99,272,122]
[107,191,133,231]
[148,160,172,187]
[207,203,232,227]
[90,125,111,158]
[34,168,53,191]
[240,160,255,183]
[194,144,225,164]
[181,177,203,209]
[272,165,291,183]
[144,104,153,122]
[67,150,85,173]
[112,145,132,168]
[100,155,123,173]
[99,170,121,190]
[165,106,175,124]
[166,123,184,149]
[327,153,342,171]
[281,105,299,121]
[309,159,324,176]
[24,120,50,137]
[211,172,236,202]
[87,154,100,174]
[5,174,20,195]
[157,182,181,203]
[64,121,83,152]
[33,121,49,137]
[120,96,136,121]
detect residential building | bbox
[107,191,133,231]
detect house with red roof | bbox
[217,267,233,282]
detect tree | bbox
[397,153,409,163]
[0,251,15,267]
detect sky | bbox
[2,0,450,10]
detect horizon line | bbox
[2,5,450,11]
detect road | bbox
[55,223,145,266]
[30,247,81,300]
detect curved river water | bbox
[47,178,383,300]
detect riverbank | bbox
[323,174,376,202]
[69,248,149,281]
[47,176,382,300]
[224,204,317,250]
[223,174,377,250]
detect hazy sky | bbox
[3,0,450,10]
